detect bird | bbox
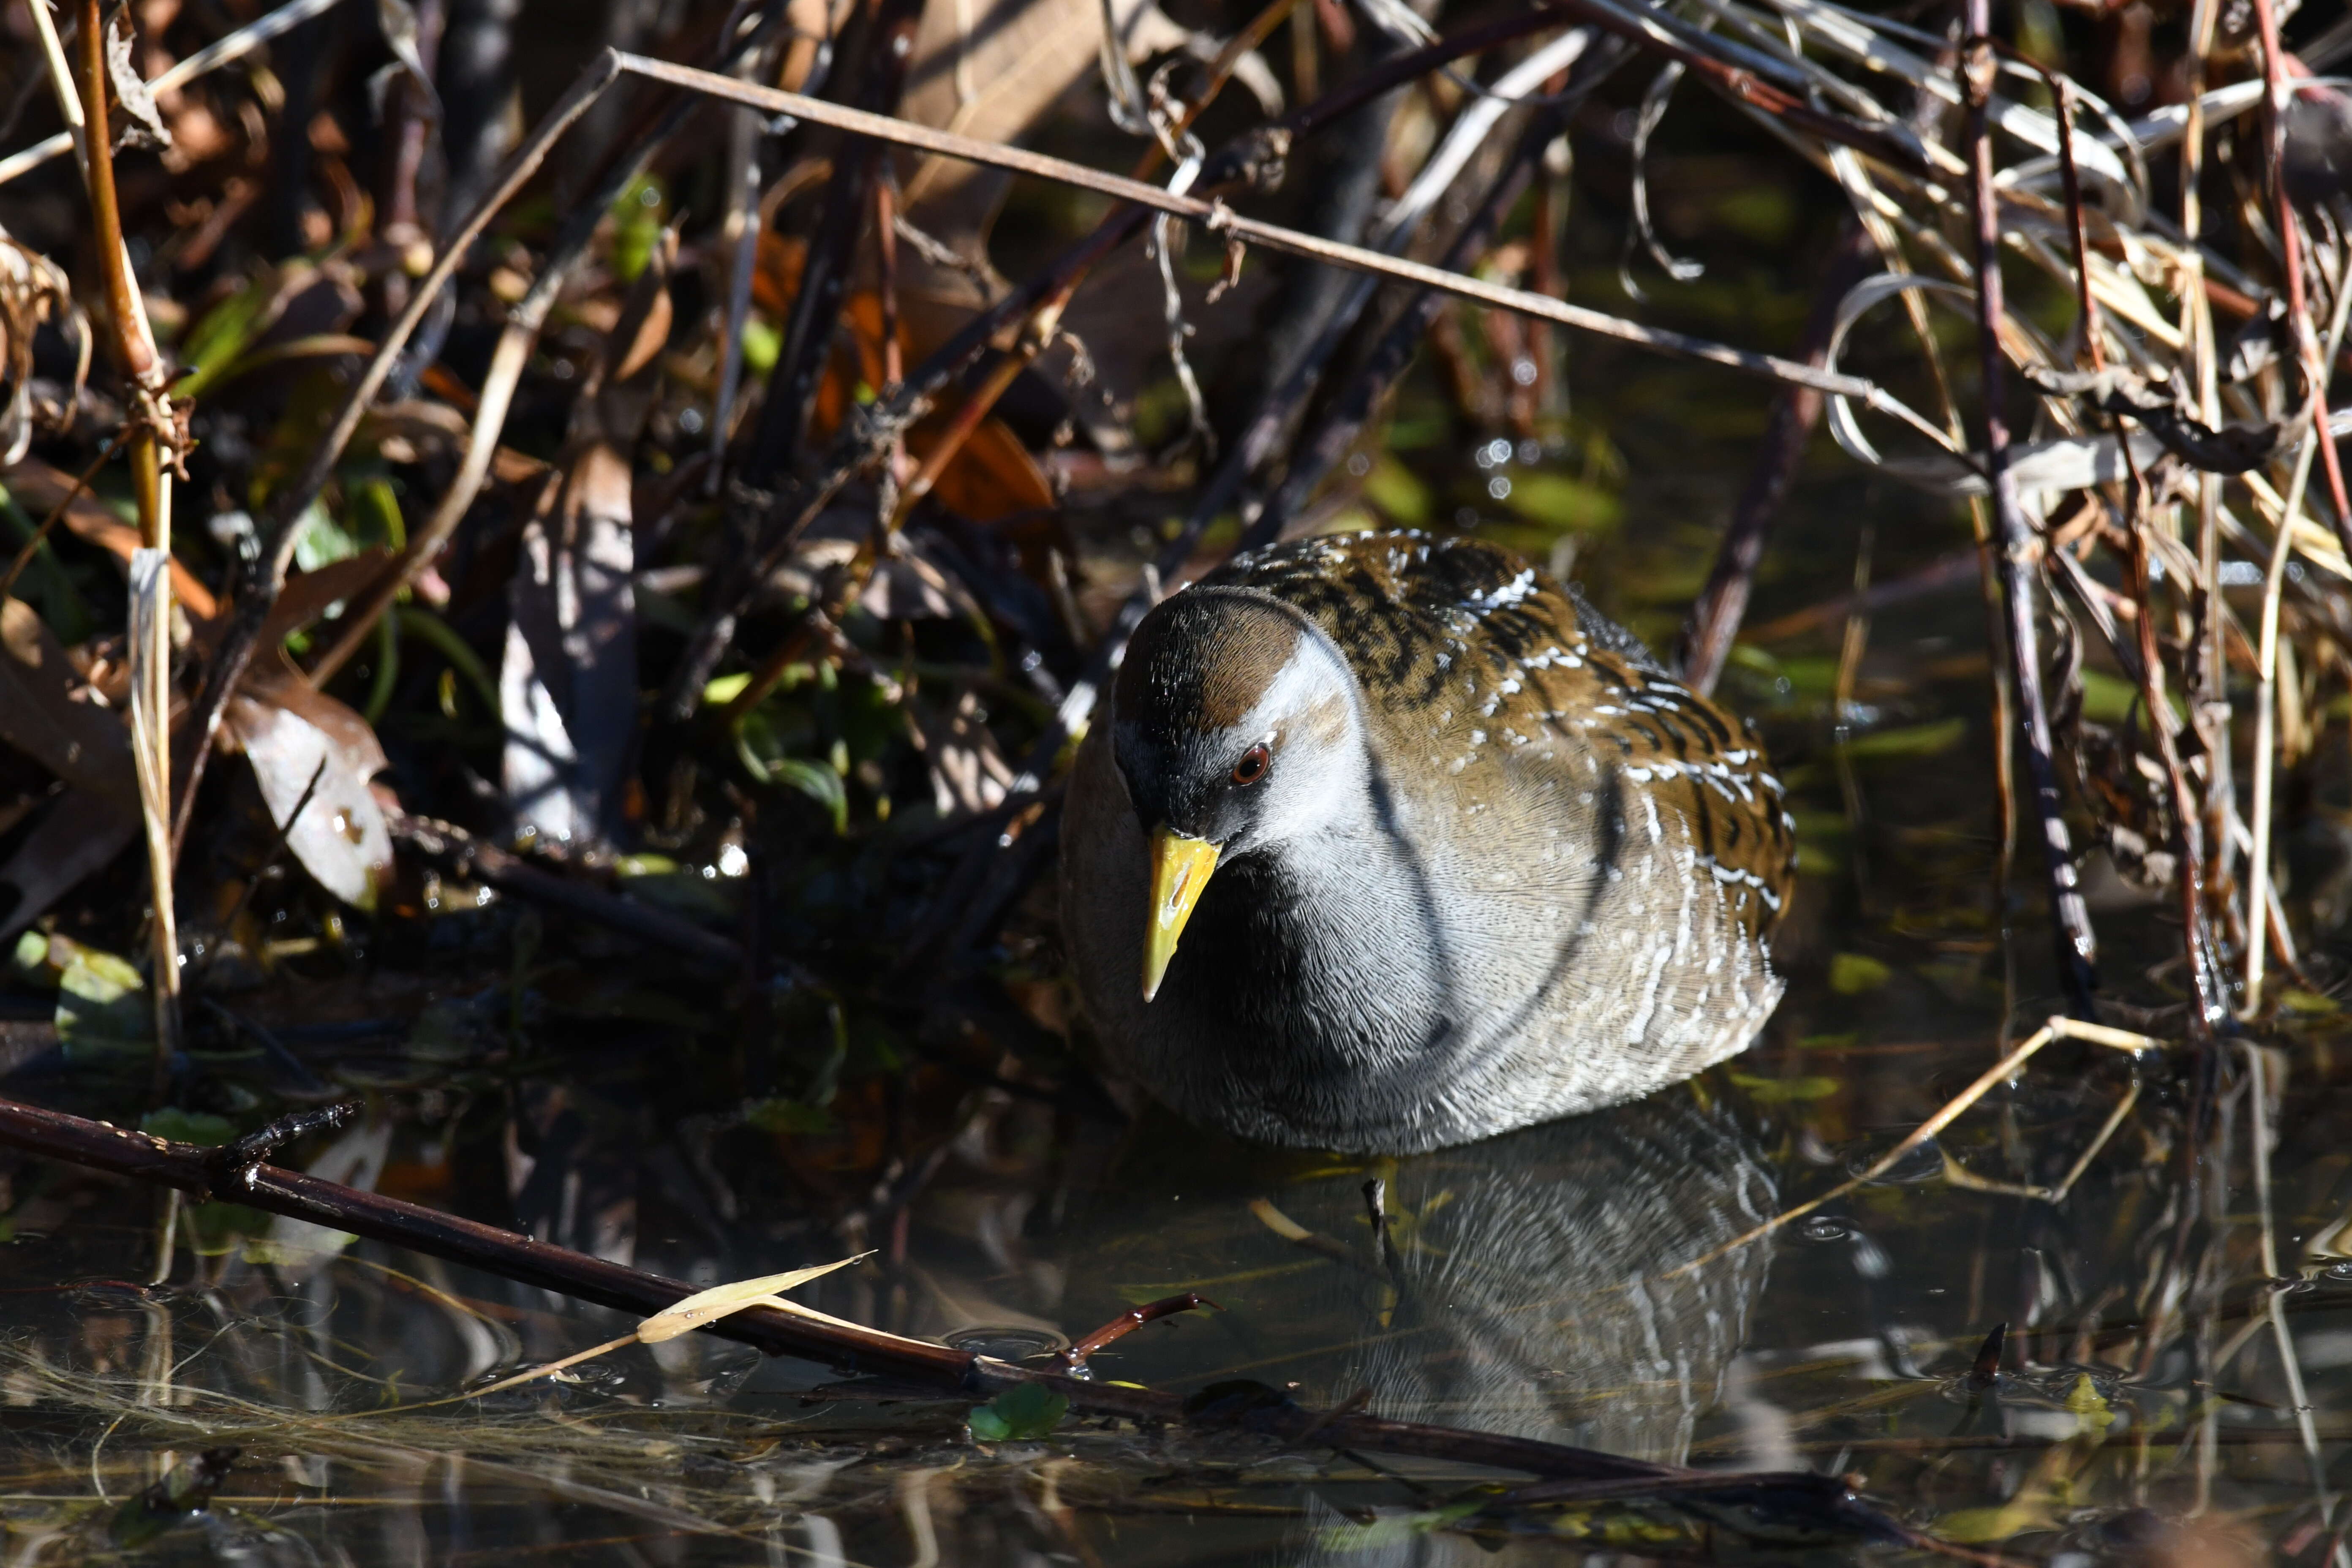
[1059,528,1795,1154]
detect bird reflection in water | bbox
[1063,1081,1780,1554]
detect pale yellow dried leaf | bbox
[634,1252,873,1344]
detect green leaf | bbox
[743,747,850,834]
[1729,1072,1840,1103]
[1829,953,1892,994]
[1361,457,1432,526]
[740,319,781,377]
[968,1381,1068,1442]
[55,944,151,1060]
[614,853,682,878]
[1840,717,1966,761]
[291,500,361,572]
[1501,471,1620,534]
[8,930,51,985]
[175,274,276,399]
[352,475,407,551]
[611,177,667,282]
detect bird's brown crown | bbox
[1116,591,1305,735]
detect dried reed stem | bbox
[1960,16,2099,1015]
[39,0,184,1082]
[2243,246,2352,1016]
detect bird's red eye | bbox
[1231,744,1271,786]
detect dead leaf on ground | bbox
[224,661,395,912]
[0,596,139,943]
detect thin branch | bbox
[389,814,745,969]
[1054,1292,1222,1378]
[1960,21,2100,1017]
[612,52,1934,417]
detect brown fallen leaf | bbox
[0,596,137,942]
[1,460,220,620]
[267,548,395,645]
[0,597,134,801]
[223,659,395,912]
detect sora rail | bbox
[1061,530,1795,1153]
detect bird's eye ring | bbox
[1231,743,1271,787]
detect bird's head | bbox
[1110,588,1365,1002]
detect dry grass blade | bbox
[428,1253,879,1405]
[634,1253,875,1342]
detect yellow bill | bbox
[1143,827,1220,1002]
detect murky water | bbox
[5,282,2350,1565]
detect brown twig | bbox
[2122,490,2228,1029]
[616,54,1923,414]
[1680,221,1878,696]
[1054,1291,1223,1377]
[2254,0,2352,553]
[66,0,181,1089]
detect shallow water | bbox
[4,245,2349,1568]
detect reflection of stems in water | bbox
[2241,1040,2339,1549]
[1248,1198,1381,1276]
[1663,1016,2162,1278]
[1936,1078,2141,1205]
